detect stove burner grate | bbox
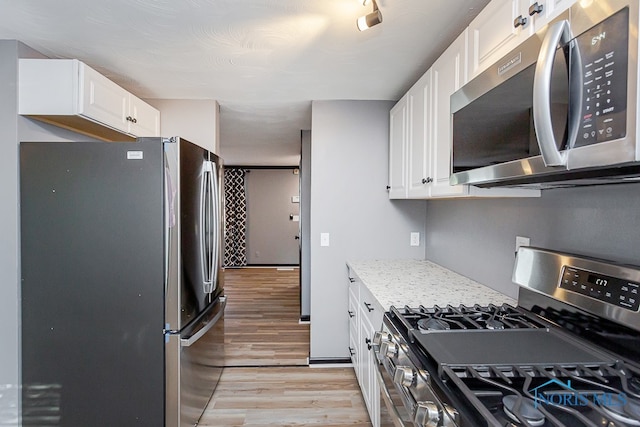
[442,360,640,427]
[394,304,548,332]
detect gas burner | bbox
[502,395,545,427]
[598,396,640,426]
[417,318,451,331]
[485,318,505,330]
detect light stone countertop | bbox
[346,259,516,310]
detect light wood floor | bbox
[202,267,373,426]
[199,366,372,427]
[222,267,310,366]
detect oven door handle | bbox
[533,19,573,167]
[373,355,409,427]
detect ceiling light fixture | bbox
[357,0,383,31]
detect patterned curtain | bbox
[224,168,248,267]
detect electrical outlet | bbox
[410,232,420,247]
[515,236,530,252]
[320,233,330,247]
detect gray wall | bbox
[245,168,300,265]
[0,40,102,425]
[425,183,640,298]
[0,42,21,420]
[300,130,311,319]
[310,100,427,361]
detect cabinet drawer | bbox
[359,284,384,331]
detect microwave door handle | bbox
[567,39,584,151]
[533,19,572,167]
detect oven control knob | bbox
[372,330,388,347]
[414,401,440,427]
[442,404,460,427]
[393,365,415,387]
[380,341,398,358]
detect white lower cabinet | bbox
[347,268,384,427]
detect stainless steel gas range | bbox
[373,247,640,427]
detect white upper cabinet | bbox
[468,0,579,80]
[389,23,542,199]
[407,70,432,198]
[430,31,468,197]
[389,70,433,199]
[127,93,161,137]
[19,59,160,140]
[388,95,409,199]
[79,63,129,133]
[468,0,546,80]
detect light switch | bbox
[320,233,330,247]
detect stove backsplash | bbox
[425,183,640,299]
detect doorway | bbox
[242,167,300,266]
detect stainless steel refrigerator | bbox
[20,137,225,426]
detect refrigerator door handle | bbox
[180,297,226,347]
[200,161,214,294]
[163,155,176,292]
[210,160,220,293]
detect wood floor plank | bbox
[222,267,309,366]
[202,268,373,426]
[199,367,372,427]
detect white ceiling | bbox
[0,0,490,165]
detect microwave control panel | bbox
[560,265,640,311]
[574,7,628,148]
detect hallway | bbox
[199,267,373,426]
[222,268,309,366]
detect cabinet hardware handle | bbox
[365,338,372,350]
[513,15,527,28]
[349,347,355,356]
[529,2,543,16]
[348,310,355,318]
[364,302,374,312]
[126,116,133,122]
[132,117,137,123]
[386,185,391,190]
[421,177,433,184]
[349,277,355,283]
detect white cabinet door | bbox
[79,63,129,133]
[388,98,408,199]
[407,70,432,198]
[467,0,577,80]
[430,31,468,197]
[128,93,160,137]
[468,0,535,79]
[360,313,380,427]
[545,0,577,21]
[348,282,359,376]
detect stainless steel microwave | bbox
[450,0,640,188]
